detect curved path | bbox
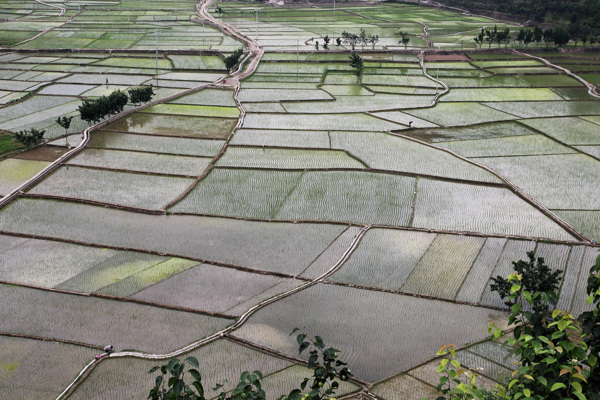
[56,225,371,400]
[513,49,600,98]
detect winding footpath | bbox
[513,49,600,99]
[56,225,371,400]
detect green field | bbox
[0,0,598,399]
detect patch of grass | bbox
[0,131,24,157]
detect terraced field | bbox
[0,0,599,399]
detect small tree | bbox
[225,48,244,72]
[56,116,73,136]
[315,41,319,50]
[147,330,352,400]
[323,35,330,50]
[14,128,45,148]
[533,25,543,46]
[335,37,342,46]
[553,26,570,47]
[56,115,74,148]
[341,31,359,50]
[398,31,410,49]
[543,28,554,47]
[368,34,379,49]
[348,52,364,84]
[474,28,485,48]
[359,28,367,50]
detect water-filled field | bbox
[0,0,599,399]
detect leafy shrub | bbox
[147,329,352,400]
[14,128,45,147]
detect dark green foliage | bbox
[491,251,562,309]
[348,53,364,83]
[398,30,410,49]
[14,128,45,148]
[56,116,73,135]
[533,25,543,45]
[290,329,352,400]
[474,28,485,48]
[78,89,130,125]
[543,28,554,46]
[552,26,570,47]
[323,35,330,50]
[579,255,600,391]
[147,332,351,400]
[335,37,341,46]
[225,48,244,72]
[315,41,319,50]
[341,31,359,50]
[128,86,154,105]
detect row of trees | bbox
[340,29,380,50]
[78,86,153,125]
[473,24,591,49]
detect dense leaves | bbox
[147,331,352,400]
[431,251,600,400]
[78,89,129,125]
[225,48,244,72]
[128,86,154,105]
[14,128,45,147]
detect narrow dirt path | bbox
[55,225,371,400]
[513,49,600,98]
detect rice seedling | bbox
[229,129,330,149]
[69,339,293,399]
[0,283,232,353]
[330,228,436,288]
[475,154,600,210]
[371,373,439,400]
[520,117,600,145]
[401,234,485,299]
[131,263,289,313]
[216,147,365,169]
[551,210,600,243]
[68,149,211,176]
[233,283,508,382]
[440,88,563,102]
[0,336,98,400]
[436,134,575,157]
[329,130,502,183]
[412,180,574,241]
[0,159,50,196]
[0,198,347,273]
[28,166,195,209]
[403,102,517,127]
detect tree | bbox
[341,31,359,50]
[485,25,497,48]
[147,331,352,400]
[523,28,534,47]
[224,48,244,72]
[335,37,342,46]
[429,252,600,400]
[474,28,485,48]
[553,26,570,47]
[543,28,554,47]
[569,22,582,46]
[14,128,45,148]
[497,27,511,49]
[128,86,154,106]
[368,34,379,50]
[323,35,330,50]
[315,41,319,50]
[359,28,367,50]
[533,25,543,46]
[398,31,410,49]
[78,99,97,125]
[56,115,74,148]
[56,116,73,136]
[348,52,364,83]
